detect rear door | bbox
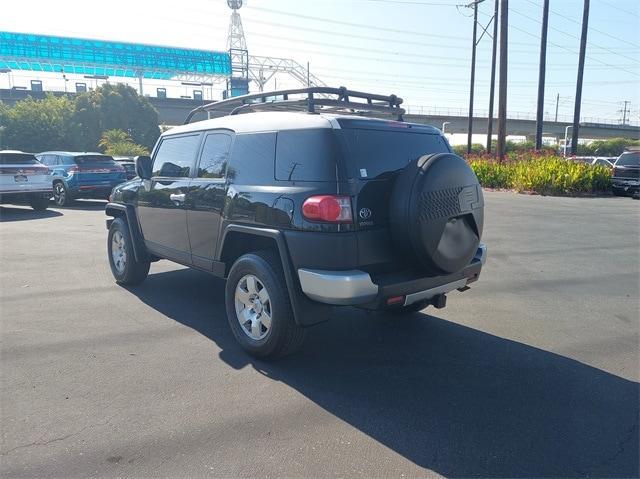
[337,122,451,231]
[137,133,202,264]
[186,131,233,270]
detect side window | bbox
[197,133,232,179]
[228,133,276,184]
[38,155,51,166]
[152,134,200,178]
[275,129,338,182]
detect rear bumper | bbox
[298,244,487,307]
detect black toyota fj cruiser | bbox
[105,87,486,358]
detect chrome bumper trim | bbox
[477,243,487,265]
[297,269,378,305]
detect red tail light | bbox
[302,195,353,223]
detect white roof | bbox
[165,111,336,136]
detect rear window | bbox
[616,152,639,167]
[341,129,450,179]
[275,129,338,182]
[74,155,117,166]
[0,153,39,165]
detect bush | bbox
[453,143,485,156]
[467,151,611,195]
[578,138,640,157]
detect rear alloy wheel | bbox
[234,274,273,341]
[225,250,304,358]
[29,194,49,211]
[107,217,150,285]
[53,182,71,207]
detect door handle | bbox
[170,193,186,203]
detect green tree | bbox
[99,129,149,156]
[73,83,160,151]
[0,95,77,152]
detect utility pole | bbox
[619,100,630,125]
[486,0,499,154]
[466,0,483,154]
[535,0,549,150]
[571,0,589,155]
[555,93,559,122]
[496,0,509,161]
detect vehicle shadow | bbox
[0,206,63,222]
[57,199,108,211]
[127,267,639,478]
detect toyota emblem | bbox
[359,208,372,219]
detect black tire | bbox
[53,181,72,207]
[225,250,304,358]
[29,194,49,211]
[107,217,150,285]
[387,300,430,316]
[612,186,625,197]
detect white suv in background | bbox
[0,150,52,211]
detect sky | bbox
[1,0,639,125]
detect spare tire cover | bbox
[390,152,484,274]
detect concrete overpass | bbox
[146,95,640,141]
[2,89,638,140]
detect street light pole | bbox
[467,0,483,154]
[442,122,450,134]
[563,125,573,157]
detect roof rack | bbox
[184,86,404,124]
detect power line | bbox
[510,7,640,65]
[596,0,640,18]
[524,0,640,49]
[478,10,640,77]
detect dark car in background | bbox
[611,151,639,197]
[0,150,52,211]
[36,152,127,206]
[113,156,137,180]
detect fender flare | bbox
[105,203,148,262]
[220,225,330,327]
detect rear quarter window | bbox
[275,129,338,182]
[228,133,276,184]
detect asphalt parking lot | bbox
[1,191,638,478]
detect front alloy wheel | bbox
[234,274,273,340]
[111,230,127,275]
[107,217,150,285]
[53,182,69,206]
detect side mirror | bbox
[135,156,152,180]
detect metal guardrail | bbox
[403,105,639,127]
